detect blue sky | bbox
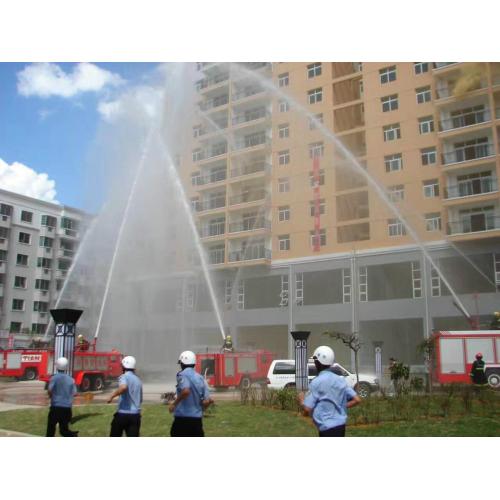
[0,62,159,209]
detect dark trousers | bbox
[110,412,141,437]
[170,417,204,437]
[46,406,78,437]
[319,424,346,437]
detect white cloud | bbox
[0,158,58,203]
[17,62,124,99]
[97,85,164,123]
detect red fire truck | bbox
[0,348,123,391]
[196,350,275,389]
[433,330,500,388]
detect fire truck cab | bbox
[196,350,275,389]
[433,330,500,388]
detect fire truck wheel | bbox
[24,368,38,381]
[93,376,104,391]
[355,382,371,399]
[487,372,500,388]
[240,377,252,390]
[80,376,92,392]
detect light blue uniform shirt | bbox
[303,370,357,432]
[174,367,210,418]
[48,372,76,408]
[117,371,143,414]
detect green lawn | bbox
[0,401,498,437]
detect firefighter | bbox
[107,356,143,437]
[76,334,90,351]
[169,350,214,437]
[46,357,78,437]
[221,335,234,353]
[490,312,500,330]
[470,353,488,388]
[298,346,361,437]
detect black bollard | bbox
[291,331,310,391]
[49,309,83,375]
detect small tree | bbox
[389,361,410,396]
[417,337,435,394]
[323,330,361,385]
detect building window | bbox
[379,65,397,84]
[278,123,289,139]
[193,125,202,138]
[308,88,323,104]
[16,254,28,266]
[423,179,440,198]
[190,198,200,212]
[425,212,442,231]
[411,261,422,299]
[278,73,289,87]
[388,218,406,236]
[416,86,432,104]
[383,123,401,141]
[21,210,33,223]
[14,276,27,288]
[35,279,50,291]
[384,153,403,172]
[388,185,405,202]
[192,149,203,162]
[12,298,25,311]
[307,113,322,130]
[278,177,290,193]
[381,94,398,112]
[307,63,322,78]
[278,235,290,251]
[279,99,290,112]
[10,322,22,333]
[414,62,429,75]
[309,142,324,158]
[310,228,326,247]
[421,147,437,166]
[309,199,326,216]
[309,169,325,186]
[191,171,202,186]
[41,215,57,227]
[278,150,290,165]
[419,116,434,134]
[278,206,290,222]
[37,257,52,268]
[33,301,49,312]
[0,250,7,262]
[18,232,31,245]
[39,236,54,248]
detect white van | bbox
[266,359,379,398]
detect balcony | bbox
[243,62,271,71]
[59,228,79,239]
[0,238,7,251]
[199,222,225,238]
[194,197,226,213]
[229,189,268,206]
[230,162,271,179]
[195,73,229,92]
[441,143,495,165]
[447,215,500,235]
[56,269,69,279]
[228,218,271,234]
[199,94,229,111]
[58,248,75,258]
[439,109,491,132]
[445,177,498,199]
[198,120,228,138]
[194,143,228,162]
[232,108,270,126]
[233,133,271,151]
[192,169,227,187]
[433,63,458,70]
[208,248,225,265]
[232,87,266,102]
[228,245,271,262]
[435,79,488,100]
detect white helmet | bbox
[55,357,68,371]
[122,356,136,370]
[312,346,335,367]
[178,350,196,366]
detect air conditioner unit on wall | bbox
[2,215,7,221]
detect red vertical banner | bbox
[312,154,321,252]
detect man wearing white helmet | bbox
[46,357,78,437]
[298,345,361,437]
[107,355,143,437]
[169,350,214,437]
